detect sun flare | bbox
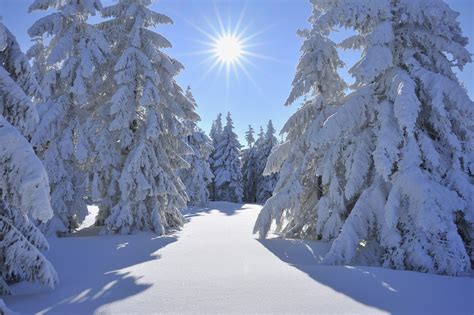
[182,4,272,91]
[214,35,243,63]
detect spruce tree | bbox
[178,87,213,206]
[256,0,474,275]
[255,120,279,203]
[0,22,57,294]
[242,125,258,202]
[209,113,223,147]
[89,0,196,234]
[253,127,265,200]
[254,0,349,242]
[213,113,243,203]
[208,113,223,200]
[245,125,255,147]
[28,0,109,234]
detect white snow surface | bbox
[4,202,473,314]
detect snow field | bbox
[4,203,473,314]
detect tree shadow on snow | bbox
[258,238,473,314]
[5,233,177,314]
[182,201,253,218]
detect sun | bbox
[214,35,243,63]
[180,3,273,92]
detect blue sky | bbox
[1,0,473,144]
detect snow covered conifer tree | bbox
[208,113,223,200]
[0,22,57,294]
[28,0,109,234]
[245,125,255,147]
[89,0,196,234]
[252,127,265,200]
[178,87,213,206]
[255,120,279,203]
[213,112,243,203]
[254,0,346,239]
[209,113,223,147]
[254,127,264,147]
[257,0,474,275]
[242,125,258,202]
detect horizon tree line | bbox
[208,113,280,204]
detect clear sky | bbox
[1,0,473,145]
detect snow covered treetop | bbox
[29,0,103,15]
[281,1,346,141]
[286,7,346,106]
[314,0,392,33]
[28,0,104,46]
[102,0,173,30]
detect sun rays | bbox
[174,2,274,95]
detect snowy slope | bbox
[4,202,473,314]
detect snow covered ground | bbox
[4,202,474,314]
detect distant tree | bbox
[255,120,279,203]
[213,113,243,202]
[208,113,223,200]
[179,87,213,206]
[245,125,255,147]
[209,113,223,147]
[242,125,258,202]
[0,22,57,294]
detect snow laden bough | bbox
[0,23,57,294]
[0,119,58,294]
[255,0,474,276]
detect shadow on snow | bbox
[258,238,473,314]
[4,233,177,314]
[182,201,255,218]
